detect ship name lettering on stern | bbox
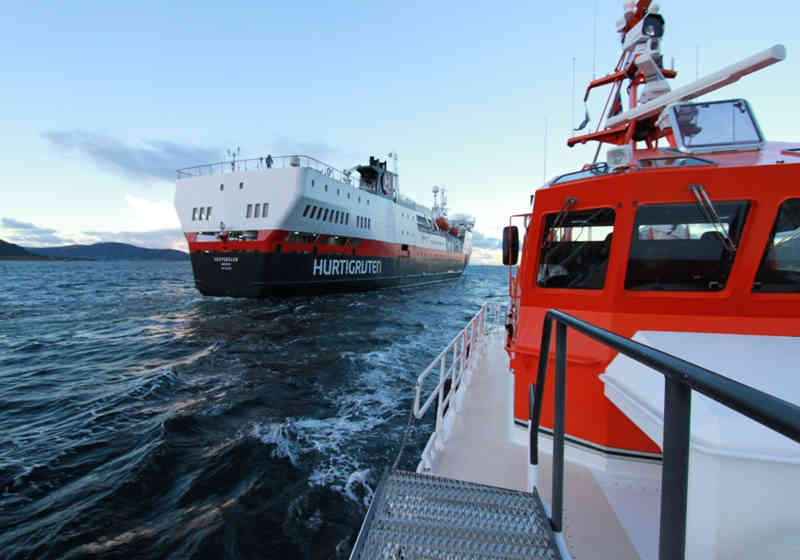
[213,255,238,271]
[312,258,382,276]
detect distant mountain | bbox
[0,239,42,259]
[26,242,189,261]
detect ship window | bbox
[626,201,750,291]
[347,193,351,199]
[199,207,205,220]
[192,207,197,220]
[334,210,339,223]
[346,213,349,225]
[219,183,224,191]
[247,204,253,218]
[206,207,212,220]
[263,202,269,217]
[325,235,348,246]
[303,204,311,217]
[239,182,244,189]
[753,198,800,292]
[312,180,315,187]
[286,231,317,244]
[337,188,340,196]
[325,184,328,192]
[254,203,261,218]
[538,208,616,289]
[323,208,329,221]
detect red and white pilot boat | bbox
[175,154,473,297]
[351,2,800,559]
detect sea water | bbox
[0,261,506,559]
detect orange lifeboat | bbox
[449,226,459,236]
[436,217,449,231]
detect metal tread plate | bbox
[351,470,561,560]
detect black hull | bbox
[191,251,468,297]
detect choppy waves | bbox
[0,261,506,559]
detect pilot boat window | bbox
[667,99,764,154]
[537,208,615,289]
[753,198,800,293]
[626,201,749,291]
[254,203,261,218]
[246,204,253,218]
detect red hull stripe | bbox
[185,230,466,262]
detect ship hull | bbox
[191,250,467,297]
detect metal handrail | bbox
[529,309,800,559]
[412,302,504,468]
[176,154,360,187]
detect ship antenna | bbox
[571,57,576,131]
[543,117,548,184]
[592,0,598,79]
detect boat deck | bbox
[426,329,659,560]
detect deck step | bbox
[351,470,561,559]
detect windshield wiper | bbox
[688,184,737,253]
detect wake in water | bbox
[0,261,506,559]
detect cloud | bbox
[42,131,222,182]
[123,194,180,230]
[1,217,75,246]
[471,230,501,250]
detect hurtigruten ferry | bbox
[175,154,473,297]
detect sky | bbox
[1,1,798,264]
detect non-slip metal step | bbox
[351,470,561,559]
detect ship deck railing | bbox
[176,154,359,187]
[412,301,505,469]
[531,309,800,559]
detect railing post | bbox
[659,377,692,560]
[552,321,567,534]
[528,383,538,492]
[435,356,445,449]
[530,315,553,469]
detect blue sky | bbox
[2,1,798,261]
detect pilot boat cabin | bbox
[506,97,800,460]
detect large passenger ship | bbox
[174,154,473,297]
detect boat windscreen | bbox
[626,201,750,291]
[669,99,764,153]
[753,198,800,293]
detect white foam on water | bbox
[250,330,440,503]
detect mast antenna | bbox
[571,57,576,131]
[543,117,548,184]
[592,0,598,79]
